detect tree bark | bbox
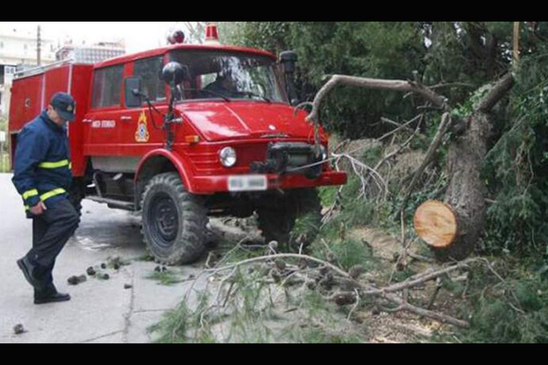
[434,74,513,261]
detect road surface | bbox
[0,173,206,343]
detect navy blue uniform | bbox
[12,109,80,301]
[12,110,73,215]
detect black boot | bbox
[17,256,44,290]
[34,282,70,305]
[34,291,71,305]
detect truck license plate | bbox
[228,175,267,192]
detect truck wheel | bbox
[257,188,322,252]
[140,172,208,265]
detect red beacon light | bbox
[204,23,221,45]
[168,30,185,45]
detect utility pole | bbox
[513,21,520,66]
[37,25,42,66]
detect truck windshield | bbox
[169,50,287,103]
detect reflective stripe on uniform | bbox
[22,189,39,200]
[40,188,66,202]
[38,159,70,169]
[22,188,67,212]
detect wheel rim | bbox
[148,192,179,248]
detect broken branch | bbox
[306,74,449,125]
[363,258,474,296]
[476,73,514,113]
[401,112,452,206]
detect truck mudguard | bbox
[135,148,195,195]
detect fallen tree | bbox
[306,72,514,261]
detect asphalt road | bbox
[0,173,206,343]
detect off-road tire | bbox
[140,172,208,265]
[257,188,322,251]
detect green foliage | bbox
[319,176,376,236]
[145,268,184,286]
[450,259,548,343]
[482,51,548,256]
[148,262,365,343]
[149,266,277,343]
[149,293,214,343]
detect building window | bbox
[91,65,124,108]
[133,57,166,103]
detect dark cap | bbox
[50,92,76,122]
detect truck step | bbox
[85,196,135,211]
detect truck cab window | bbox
[133,57,166,103]
[91,65,124,108]
[169,50,287,103]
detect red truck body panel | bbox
[8,63,93,176]
[9,43,346,197]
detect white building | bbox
[0,25,126,118]
[0,25,57,117]
[0,25,56,66]
[55,40,125,64]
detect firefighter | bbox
[203,70,240,98]
[12,92,80,305]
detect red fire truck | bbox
[8,26,347,265]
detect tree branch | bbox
[476,73,514,113]
[306,75,449,124]
[381,292,470,328]
[362,258,473,296]
[401,112,452,206]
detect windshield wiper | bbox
[176,87,271,103]
[177,87,231,102]
[234,91,271,103]
[199,89,232,102]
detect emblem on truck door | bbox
[135,111,150,142]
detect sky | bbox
[1,22,194,53]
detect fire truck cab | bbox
[9,28,347,265]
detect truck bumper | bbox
[190,170,347,194]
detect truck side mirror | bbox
[279,51,299,105]
[125,76,142,108]
[280,51,297,73]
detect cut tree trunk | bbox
[414,200,458,249]
[431,112,491,261]
[416,74,513,261]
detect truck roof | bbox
[93,43,277,69]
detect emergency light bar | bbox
[205,23,221,45]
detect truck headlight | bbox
[219,147,237,167]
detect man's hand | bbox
[29,201,47,215]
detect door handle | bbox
[120,116,132,121]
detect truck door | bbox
[84,64,125,157]
[120,56,168,154]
